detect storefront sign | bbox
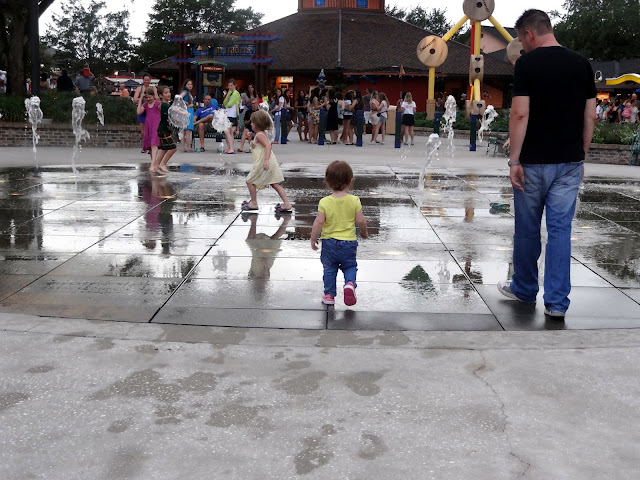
[192,44,256,57]
[202,65,224,72]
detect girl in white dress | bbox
[242,110,293,213]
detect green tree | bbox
[1,1,57,96]
[405,6,451,36]
[386,4,470,44]
[384,4,406,21]
[554,0,640,60]
[136,0,263,69]
[44,0,133,75]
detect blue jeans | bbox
[510,162,583,313]
[320,239,358,296]
[273,114,281,142]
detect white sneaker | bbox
[544,308,565,319]
[497,280,519,301]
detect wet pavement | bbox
[2,143,640,480]
[2,143,640,331]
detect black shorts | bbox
[228,117,238,127]
[401,114,415,126]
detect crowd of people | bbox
[596,93,638,124]
[169,85,422,154]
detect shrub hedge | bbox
[413,110,638,145]
[2,95,638,145]
[592,122,639,145]
[413,110,510,132]
[0,92,137,125]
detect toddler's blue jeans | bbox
[320,239,358,297]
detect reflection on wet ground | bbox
[1,163,640,331]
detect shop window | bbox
[357,0,368,7]
[315,0,325,6]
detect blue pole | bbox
[281,109,289,145]
[469,114,477,152]
[395,110,402,148]
[356,110,364,147]
[434,112,442,136]
[318,108,327,146]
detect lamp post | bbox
[29,0,39,96]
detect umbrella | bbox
[122,79,141,87]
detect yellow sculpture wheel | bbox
[417,36,448,68]
[507,38,525,65]
[462,0,495,22]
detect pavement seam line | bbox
[473,351,531,477]
[396,166,505,330]
[0,170,149,302]
[146,213,240,323]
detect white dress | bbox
[246,132,284,190]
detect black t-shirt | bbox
[513,46,596,164]
[244,108,258,131]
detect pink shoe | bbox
[321,294,335,305]
[343,282,357,306]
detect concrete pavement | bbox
[1,139,640,478]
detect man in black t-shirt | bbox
[498,9,596,319]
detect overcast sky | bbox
[40,0,567,41]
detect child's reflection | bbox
[245,213,290,288]
[140,175,175,254]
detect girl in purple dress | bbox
[137,87,161,172]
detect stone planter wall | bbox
[414,127,631,165]
[0,122,140,148]
[0,122,633,165]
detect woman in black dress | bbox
[325,89,339,144]
[295,90,309,142]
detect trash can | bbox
[386,105,397,135]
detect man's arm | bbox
[193,114,213,125]
[583,97,597,153]
[508,96,530,192]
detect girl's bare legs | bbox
[348,123,354,144]
[409,126,415,144]
[246,182,258,209]
[186,130,194,152]
[330,130,338,143]
[401,125,408,144]
[149,147,162,173]
[310,122,316,143]
[271,183,292,210]
[181,130,187,152]
[158,149,176,172]
[225,126,235,152]
[381,122,386,143]
[149,145,158,170]
[139,123,145,151]
[371,123,380,143]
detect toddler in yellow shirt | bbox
[311,161,368,306]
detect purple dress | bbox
[143,101,161,150]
